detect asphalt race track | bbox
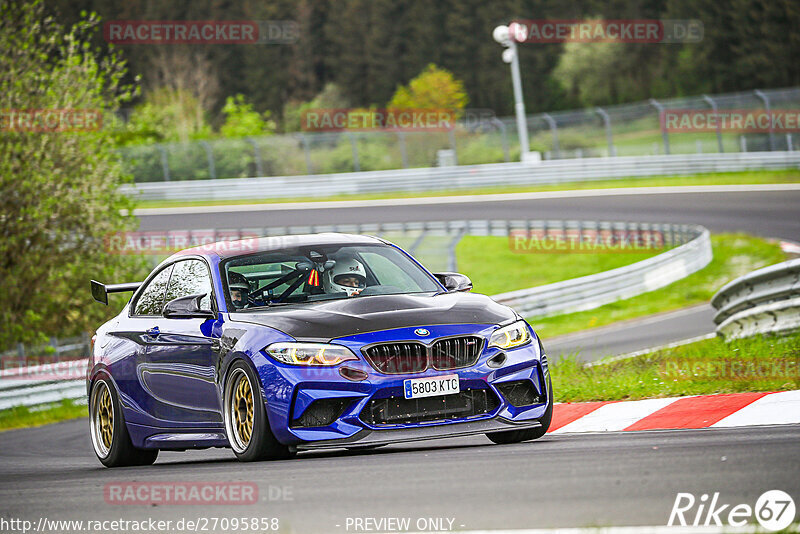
[1,418,798,532]
[546,304,716,362]
[135,186,800,241]
[0,186,796,533]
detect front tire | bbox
[223,361,294,462]
[90,377,158,467]
[486,374,553,444]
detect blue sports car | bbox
[88,233,552,467]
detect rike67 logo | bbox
[669,490,796,531]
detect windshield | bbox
[222,243,440,310]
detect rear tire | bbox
[223,361,294,462]
[486,374,553,444]
[90,377,159,467]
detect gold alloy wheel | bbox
[98,385,113,449]
[229,369,254,451]
[90,380,114,458]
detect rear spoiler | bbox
[91,280,141,305]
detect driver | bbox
[323,258,367,297]
[228,271,251,309]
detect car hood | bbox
[229,292,517,341]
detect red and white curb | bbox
[548,390,800,434]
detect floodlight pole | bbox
[494,25,530,162]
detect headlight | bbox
[488,320,531,350]
[264,342,358,366]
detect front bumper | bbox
[297,415,543,450]
[254,323,550,448]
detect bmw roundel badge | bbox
[414,328,430,337]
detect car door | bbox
[139,259,223,426]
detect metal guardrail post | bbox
[347,132,360,172]
[408,230,428,255]
[702,95,724,153]
[246,137,264,177]
[542,113,560,158]
[595,107,616,156]
[446,227,466,272]
[199,141,216,179]
[157,144,170,181]
[397,132,409,168]
[649,99,670,155]
[296,133,313,174]
[448,129,458,165]
[49,337,59,360]
[491,118,510,162]
[754,89,776,151]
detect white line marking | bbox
[546,304,712,346]
[447,526,776,533]
[132,184,800,216]
[551,397,683,434]
[712,390,800,427]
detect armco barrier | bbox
[711,258,800,340]
[1,219,712,408]
[122,151,800,202]
[491,224,712,317]
[0,359,88,410]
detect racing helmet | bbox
[228,271,250,309]
[323,258,367,297]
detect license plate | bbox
[403,374,460,399]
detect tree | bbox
[388,64,469,114]
[553,40,627,106]
[120,88,213,145]
[219,95,277,138]
[0,1,147,349]
[282,83,350,132]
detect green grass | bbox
[553,331,800,402]
[0,399,87,431]
[133,169,800,209]
[527,233,787,338]
[457,235,661,296]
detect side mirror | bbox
[433,272,473,292]
[163,293,216,319]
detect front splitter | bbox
[296,415,543,450]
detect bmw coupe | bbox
[88,233,552,467]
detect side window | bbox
[360,252,419,292]
[133,265,173,316]
[165,260,213,310]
